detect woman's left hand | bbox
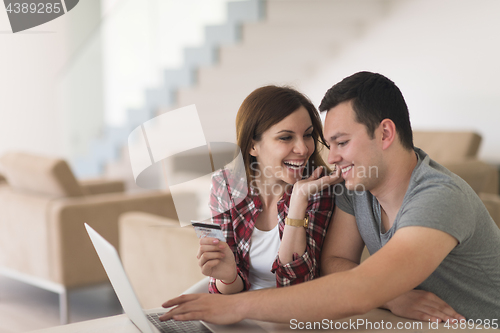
[292,165,341,201]
[282,165,341,263]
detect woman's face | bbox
[250,106,315,187]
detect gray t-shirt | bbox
[336,148,500,320]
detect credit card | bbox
[191,221,225,242]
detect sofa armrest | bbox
[119,212,205,309]
[79,178,125,195]
[479,193,500,228]
[0,187,58,282]
[442,159,499,195]
[46,191,177,288]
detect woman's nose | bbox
[293,139,309,155]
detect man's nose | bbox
[328,146,341,165]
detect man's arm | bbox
[320,205,364,275]
[321,207,464,322]
[160,226,458,324]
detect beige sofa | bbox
[0,152,174,324]
[412,131,498,194]
[119,131,500,308]
[319,131,498,195]
[120,212,205,309]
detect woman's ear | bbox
[249,141,258,157]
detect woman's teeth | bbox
[284,161,304,170]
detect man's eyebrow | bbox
[330,132,349,141]
[276,125,313,134]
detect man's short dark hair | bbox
[319,71,414,151]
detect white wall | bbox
[2,0,499,171]
[300,0,500,163]
[0,0,102,160]
[0,9,67,158]
[101,0,239,126]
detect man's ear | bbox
[379,119,396,150]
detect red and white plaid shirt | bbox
[208,169,335,293]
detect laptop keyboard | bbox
[147,313,212,333]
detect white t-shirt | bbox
[248,223,281,291]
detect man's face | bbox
[323,101,383,192]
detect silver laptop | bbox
[85,223,215,333]
[85,224,265,333]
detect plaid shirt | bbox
[208,169,335,293]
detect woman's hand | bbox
[280,165,341,264]
[197,237,237,283]
[290,165,341,209]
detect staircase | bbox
[73,0,264,180]
[76,0,395,188]
[174,0,394,145]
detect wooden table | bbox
[29,308,483,332]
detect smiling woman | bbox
[236,86,329,186]
[195,85,342,295]
[249,106,315,189]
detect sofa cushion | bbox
[444,159,499,195]
[0,152,84,197]
[479,193,500,228]
[413,131,481,164]
[79,179,125,195]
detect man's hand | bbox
[159,293,243,325]
[383,290,466,323]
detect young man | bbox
[159,72,500,324]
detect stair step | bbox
[240,21,362,45]
[195,52,332,89]
[215,42,336,68]
[226,0,264,25]
[188,66,316,95]
[265,0,389,24]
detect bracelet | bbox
[219,272,238,285]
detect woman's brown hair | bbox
[235,85,330,186]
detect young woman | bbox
[197,85,341,294]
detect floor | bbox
[0,275,123,333]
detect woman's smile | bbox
[251,106,315,186]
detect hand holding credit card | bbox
[191,221,225,242]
